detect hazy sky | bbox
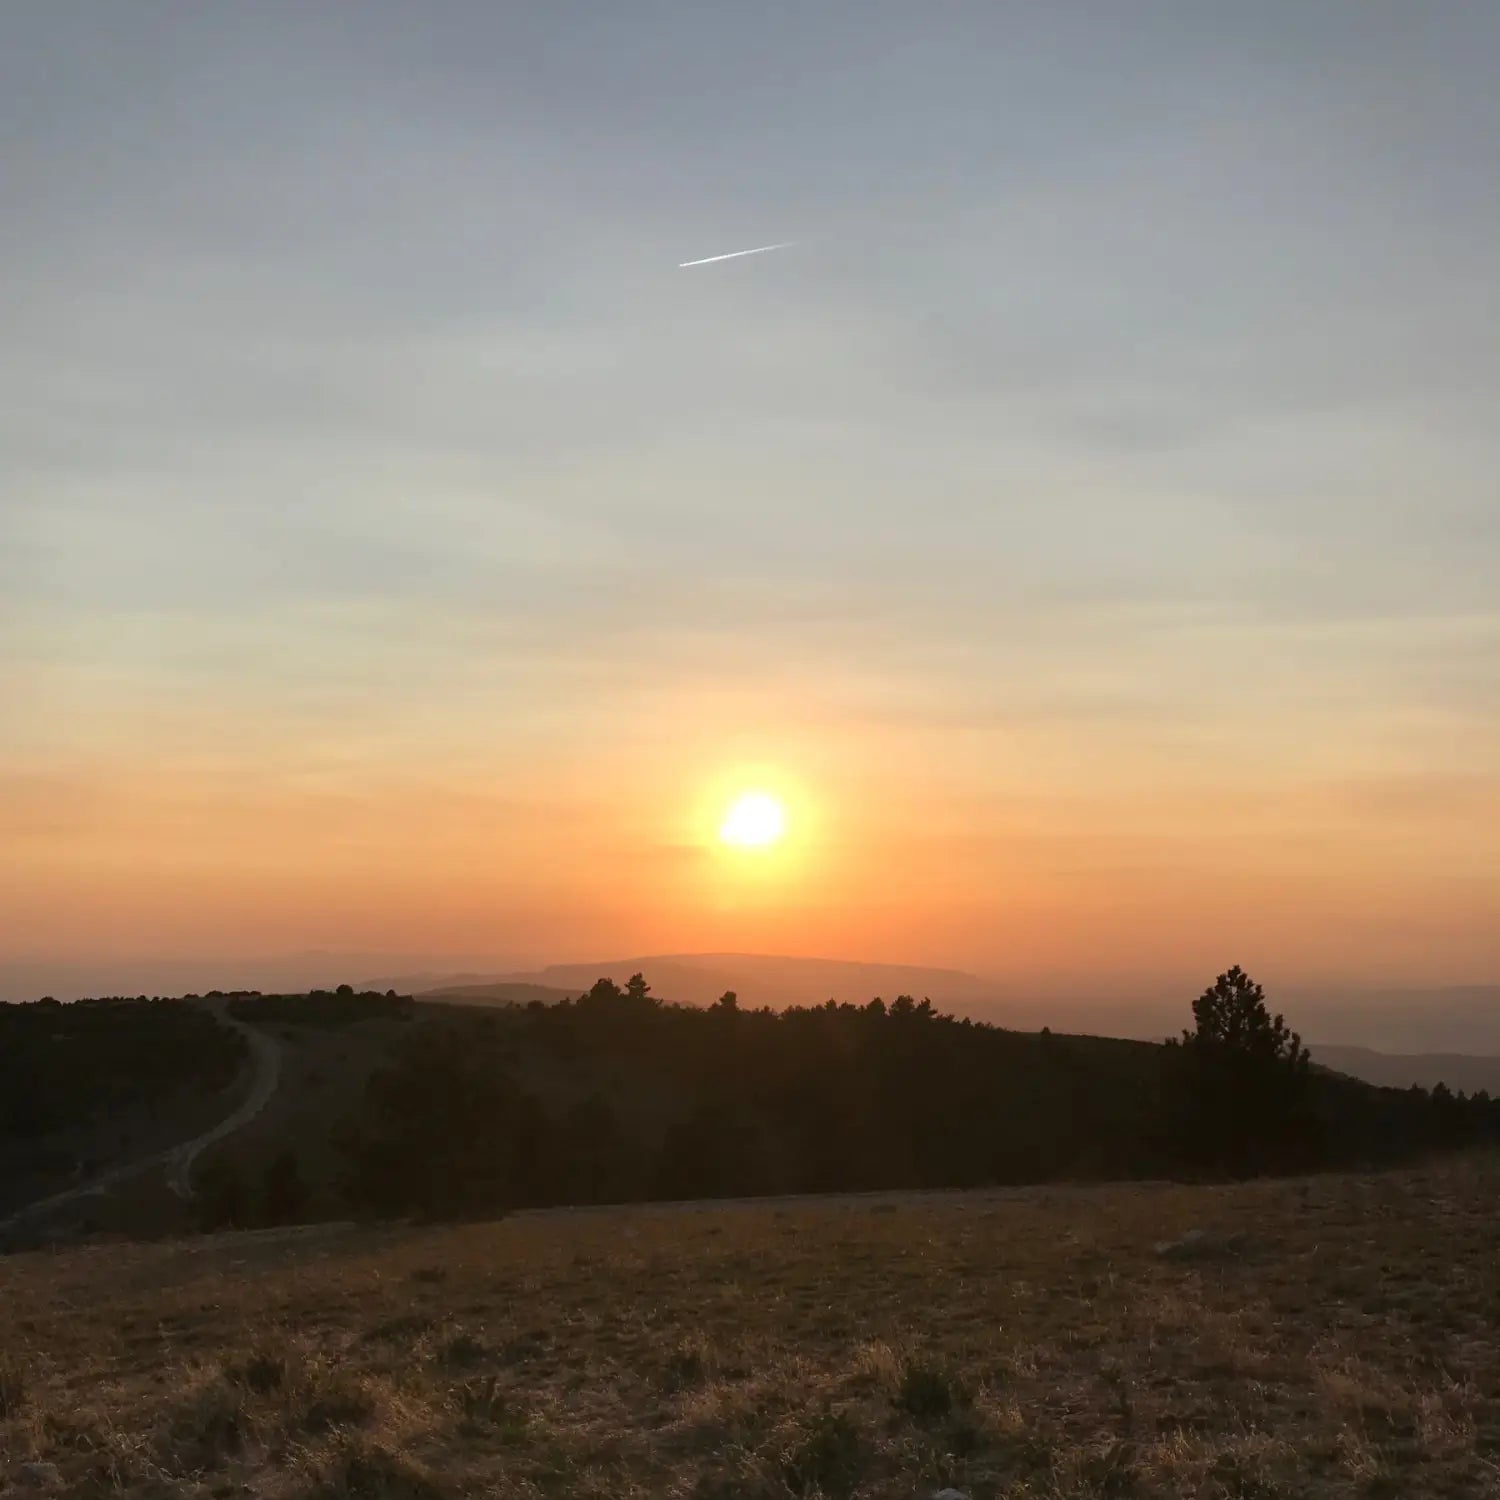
[4,2,1498,995]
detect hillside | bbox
[3,1156,1498,1497]
[0,997,246,1219]
[376,959,1500,1060]
[5,976,1496,1254]
[400,972,1500,1097]
[0,991,410,1247]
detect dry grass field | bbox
[3,1157,1499,1499]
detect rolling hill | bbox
[7,976,1497,1255]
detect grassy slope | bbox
[3,1156,1497,1498]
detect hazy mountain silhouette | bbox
[1306,1044,1500,1095]
[1281,986,1500,1055]
[370,953,1006,1014]
[0,952,516,1005]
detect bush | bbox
[0,1356,27,1418]
[895,1358,964,1423]
[782,1408,865,1498]
[308,1438,454,1499]
[229,1352,286,1395]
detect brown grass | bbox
[3,1158,1500,1497]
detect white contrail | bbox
[678,241,795,268]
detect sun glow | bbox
[719,791,787,849]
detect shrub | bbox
[309,1438,454,1499]
[895,1358,964,1423]
[454,1376,527,1442]
[437,1331,490,1369]
[0,1356,27,1418]
[782,1408,865,1498]
[229,1351,286,1395]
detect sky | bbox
[3,1,1498,1001]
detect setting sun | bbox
[719,791,787,849]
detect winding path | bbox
[163,1002,282,1197]
[0,999,283,1237]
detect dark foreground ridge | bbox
[3,968,1495,1245]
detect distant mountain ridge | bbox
[365,953,1005,1013]
[0,952,523,1006]
[1306,1044,1500,1096]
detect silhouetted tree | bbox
[1183,966,1305,1066]
[577,978,624,1012]
[1166,966,1313,1174]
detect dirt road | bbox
[0,999,282,1237]
[163,1002,281,1197]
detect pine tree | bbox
[1167,966,1313,1175]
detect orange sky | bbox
[6,614,1498,992]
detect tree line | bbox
[0,997,244,1143]
[308,966,1498,1225]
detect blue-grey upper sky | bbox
[3,2,1498,983]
